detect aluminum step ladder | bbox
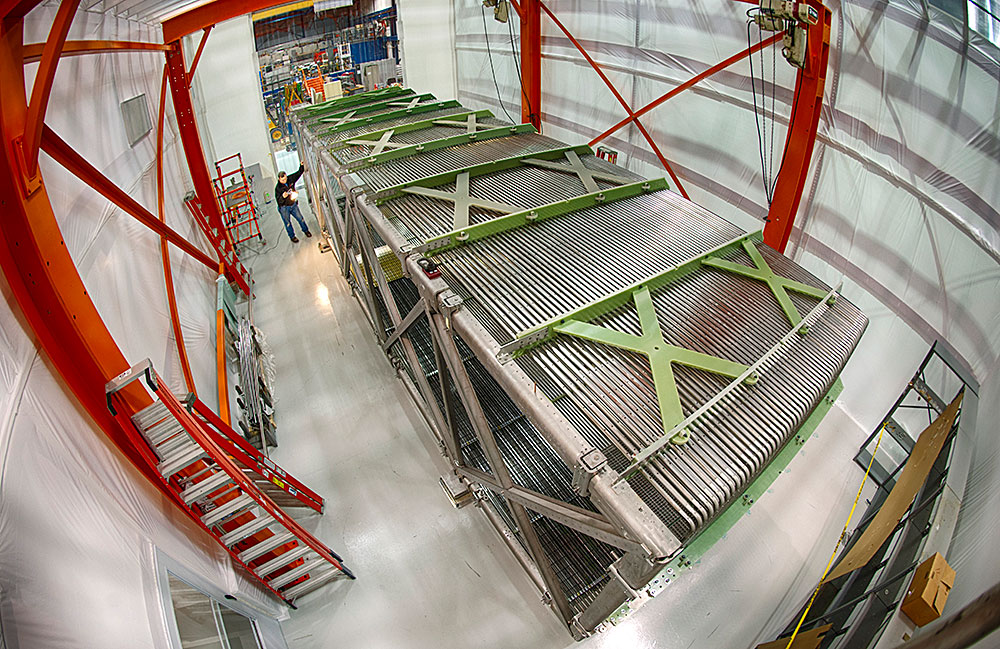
[107,360,354,606]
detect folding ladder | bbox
[106,360,354,606]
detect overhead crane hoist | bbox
[752,0,820,68]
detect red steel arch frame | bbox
[514,0,831,253]
[0,0,296,508]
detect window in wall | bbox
[167,574,264,649]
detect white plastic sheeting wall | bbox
[0,5,284,648]
[398,0,459,99]
[454,0,1000,618]
[186,15,277,177]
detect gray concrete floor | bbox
[245,193,871,649]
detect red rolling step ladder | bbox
[106,360,354,606]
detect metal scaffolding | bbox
[292,87,868,637]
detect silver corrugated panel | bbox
[356,134,572,191]
[291,87,868,630]
[318,107,471,148]
[332,118,512,164]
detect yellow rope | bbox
[783,423,886,649]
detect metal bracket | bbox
[330,109,491,150]
[572,449,607,497]
[615,284,841,482]
[501,230,764,359]
[437,290,464,315]
[317,92,434,122]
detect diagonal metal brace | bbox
[501,230,763,359]
[555,286,752,445]
[523,149,634,191]
[381,300,426,352]
[418,178,668,255]
[615,285,841,483]
[330,110,490,150]
[703,239,828,330]
[352,124,536,169]
[403,171,523,230]
[372,144,593,201]
[318,100,462,136]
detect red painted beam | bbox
[763,0,831,252]
[538,0,689,198]
[0,0,44,22]
[186,26,212,85]
[589,33,783,147]
[520,0,540,129]
[156,66,197,396]
[162,0,299,43]
[0,16,161,496]
[22,39,173,64]
[164,45,250,295]
[40,124,220,271]
[22,0,80,177]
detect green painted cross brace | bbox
[318,101,462,136]
[319,94,435,122]
[303,86,410,113]
[554,286,753,445]
[702,240,829,332]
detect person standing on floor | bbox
[275,163,312,243]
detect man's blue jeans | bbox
[279,203,310,239]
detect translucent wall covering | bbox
[0,7,282,648]
[454,0,999,618]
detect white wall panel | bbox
[399,0,458,99]
[1,7,281,649]
[188,15,277,177]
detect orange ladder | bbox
[106,360,354,606]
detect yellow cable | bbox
[783,423,886,649]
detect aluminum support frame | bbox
[428,310,576,628]
[346,177,683,561]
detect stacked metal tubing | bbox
[291,88,868,637]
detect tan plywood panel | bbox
[822,392,963,584]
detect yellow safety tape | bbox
[783,424,886,649]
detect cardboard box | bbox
[901,552,956,626]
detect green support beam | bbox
[503,230,764,358]
[351,123,536,170]
[555,285,751,445]
[703,239,828,330]
[318,100,462,136]
[419,178,668,255]
[330,110,492,151]
[302,86,412,116]
[372,144,593,201]
[319,93,436,122]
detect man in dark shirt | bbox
[275,163,312,243]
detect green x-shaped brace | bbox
[553,286,752,445]
[433,113,493,134]
[387,96,424,109]
[326,110,358,128]
[703,240,828,331]
[345,129,410,155]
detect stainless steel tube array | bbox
[290,88,868,638]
